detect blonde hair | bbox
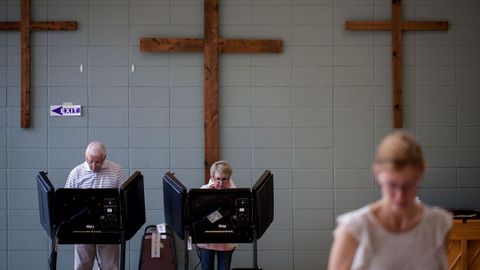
[374,131,425,174]
[210,160,233,178]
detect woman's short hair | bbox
[210,160,233,178]
[374,131,425,174]
[85,141,106,158]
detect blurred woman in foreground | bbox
[328,131,452,270]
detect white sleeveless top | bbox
[335,203,452,270]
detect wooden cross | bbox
[346,0,448,128]
[140,0,282,180]
[0,0,77,128]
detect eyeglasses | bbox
[382,181,417,193]
[213,177,229,182]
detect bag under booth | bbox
[138,225,177,270]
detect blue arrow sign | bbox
[52,106,63,115]
[50,105,82,117]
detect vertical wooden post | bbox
[461,240,468,270]
[392,0,403,128]
[20,0,31,128]
[204,0,220,180]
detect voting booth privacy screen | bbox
[37,172,56,239]
[162,171,274,244]
[36,171,146,244]
[252,170,274,239]
[120,171,147,240]
[163,172,188,240]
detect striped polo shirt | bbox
[65,159,128,189]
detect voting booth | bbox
[36,171,146,270]
[163,170,274,270]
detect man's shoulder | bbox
[70,162,87,174]
[104,160,124,171]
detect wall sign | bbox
[50,104,82,117]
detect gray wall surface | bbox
[1,0,480,269]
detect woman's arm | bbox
[328,224,359,270]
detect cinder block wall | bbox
[1,0,479,269]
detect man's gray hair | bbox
[85,141,106,158]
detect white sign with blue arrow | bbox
[50,104,82,117]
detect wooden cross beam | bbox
[346,0,448,128]
[0,0,77,128]
[140,0,283,180]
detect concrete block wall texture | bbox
[0,0,479,269]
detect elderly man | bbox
[65,141,128,270]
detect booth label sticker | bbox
[207,210,223,223]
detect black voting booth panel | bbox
[252,170,274,239]
[163,172,187,240]
[189,188,253,243]
[54,187,121,244]
[37,172,55,239]
[54,171,145,244]
[36,171,146,270]
[120,171,147,240]
[162,170,274,270]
